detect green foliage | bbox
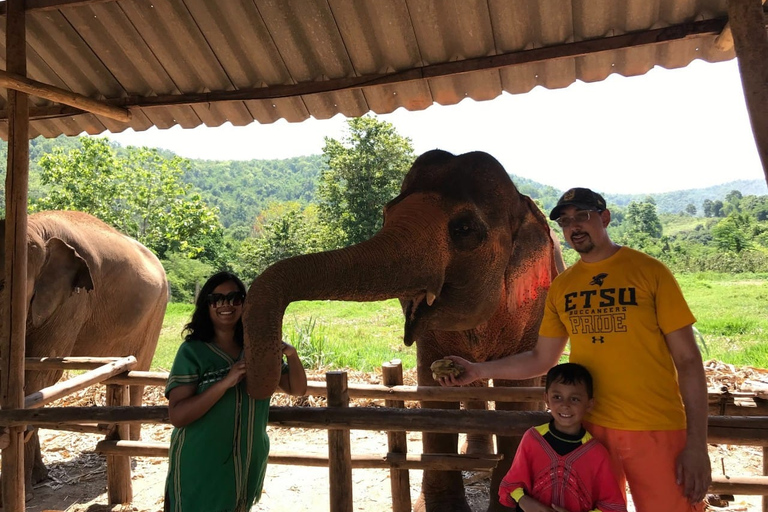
[32,137,223,260]
[150,275,767,372]
[182,155,325,229]
[624,201,663,238]
[318,116,416,248]
[283,317,334,370]
[233,202,325,283]
[712,213,754,253]
[162,253,215,303]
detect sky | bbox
[106,58,765,195]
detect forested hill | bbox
[183,156,324,228]
[1,136,766,227]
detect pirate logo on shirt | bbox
[590,273,608,286]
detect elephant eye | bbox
[449,213,487,251]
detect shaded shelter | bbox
[1,1,767,511]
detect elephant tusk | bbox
[426,291,436,306]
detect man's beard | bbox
[570,233,594,254]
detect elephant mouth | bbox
[402,290,437,346]
[403,297,424,347]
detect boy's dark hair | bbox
[545,363,593,398]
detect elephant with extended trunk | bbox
[0,210,168,499]
[242,149,563,512]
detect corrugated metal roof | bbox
[0,0,738,139]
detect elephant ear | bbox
[505,195,560,312]
[29,237,94,328]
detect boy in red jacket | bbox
[499,363,626,512]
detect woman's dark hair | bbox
[545,362,593,399]
[182,271,247,346]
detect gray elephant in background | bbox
[0,210,168,498]
[242,150,563,512]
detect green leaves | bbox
[318,115,416,248]
[31,137,223,260]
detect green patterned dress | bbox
[164,340,272,512]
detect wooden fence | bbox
[2,357,768,511]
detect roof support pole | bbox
[0,0,28,510]
[728,0,768,186]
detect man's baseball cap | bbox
[549,188,607,220]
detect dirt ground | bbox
[12,363,768,511]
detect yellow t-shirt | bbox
[539,247,696,430]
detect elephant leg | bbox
[28,429,49,485]
[460,398,494,455]
[488,378,545,512]
[414,400,472,512]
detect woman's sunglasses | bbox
[207,291,246,307]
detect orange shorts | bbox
[584,422,705,512]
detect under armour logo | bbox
[592,336,605,344]
[590,273,608,286]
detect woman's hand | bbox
[222,360,247,388]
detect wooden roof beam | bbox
[0,69,131,122]
[0,0,118,16]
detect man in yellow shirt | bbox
[438,187,711,512]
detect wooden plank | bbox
[94,440,503,471]
[0,69,131,122]
[8,406,768,446]
[729,0,768,186]
[24,356,137,409]
[0,0,117,15]
[26,356,123,370]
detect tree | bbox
[685,203,697,216]
[318,115,416,248]
[33,137,223,259]
[703,199,714,218]
[712,200,724,218]
[624,201,663,239]
[712,212,754,253]
[234,202,324,282]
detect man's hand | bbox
[517,495,559,512]
[676,441,711,504]
[435,356,480,386]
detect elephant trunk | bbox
[243,194,449,399]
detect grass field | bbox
[152,272,768,371]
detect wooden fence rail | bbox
[4,357,768,511]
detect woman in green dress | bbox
[164,271,307,512]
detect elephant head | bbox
[0,220,94,330]
[242,149,561,399]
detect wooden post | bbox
[0,0,28,510]
[728,0,768,185]
[382,360,411,512]
[763,446,768,512]
[326,371,353,512]
[105,384,132,504]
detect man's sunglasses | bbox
[207,291,246,307]
[555,210,601,228]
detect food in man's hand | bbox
[430,358,465,380]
